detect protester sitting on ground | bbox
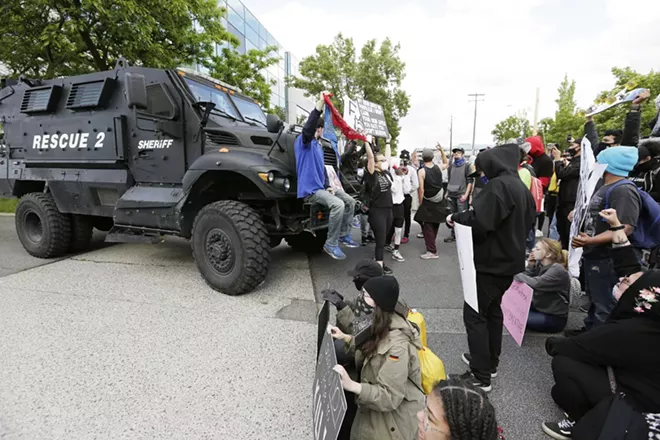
[417,377,501,440]
[514,239,571,334]
[448,143,536,392]
[415,149,446,260]
[568,146,641,336]
[630,138,660,202]
[330,276,424,440]
[542,208,660,440]
[364,138,394,274]
[294,91,359,260]
[443,147,473,243]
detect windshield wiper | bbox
[243,116,267,127]
[209,107,240,122]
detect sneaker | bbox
[384,244,395,253]
[578,295,590,314]
[383,265,393,275]
[339,236,360,248]
[401,237,409,244]
[564,327,588,337]
[416,233,424,239]
[461,353,497,378]
[542,416,575,440]
[352,217,361,229]
[443,236,456,243]
[457,371,492,393]
[392,250,405,262]
[365,235,376,243]
[323,244,346,260]
[420,252,439,260]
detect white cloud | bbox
[254,0,660,151]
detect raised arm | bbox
[365,136,375,175]
[301,92,328,146]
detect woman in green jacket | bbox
[330,275,424,440]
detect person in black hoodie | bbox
[447,143,536,392]
[555,139,582,250]
[629,138,660,202]
[541,208,660,440]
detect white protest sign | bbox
[568,137,607,277]
[454,223,479,313]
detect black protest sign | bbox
[356,98,389,138]
[317,301,330,360]
[313,329,347,440]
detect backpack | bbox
[604,180,660,249]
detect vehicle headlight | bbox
[283,178,291,192]
[267,171,275,183]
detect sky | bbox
[244,0,660,151]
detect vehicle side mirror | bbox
[193,101,216,127]
[267,114,283,134]
[125,73,148,110]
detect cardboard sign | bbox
[317,301,330,360]
[343,96,389,138]
[454,223,479,313]
[501,281,534,346]
[313,329,347,440]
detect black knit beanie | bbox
[363,276,399,312]
[611,246,642,278]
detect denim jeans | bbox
[448,197,469,237]
[527,309,567,333]
[306,190,356,247]
[549,214,560,241]
[527,227,536,252]
[583,257,618,328]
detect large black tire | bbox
[69,215,94,253]
[15,193,72,258]
[191,200,270,295]
[285,230,327,253]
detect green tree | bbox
[491,112,532,143]
[0,0,237,78]
[593,67,660,137]
[209,46,280,110]
[289,33,410,151]
[545,75,585,145]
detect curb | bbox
[0,213,15,217]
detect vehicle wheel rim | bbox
[24,211,44,244]
[205,228,235,275]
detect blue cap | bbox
[597,146,639,177]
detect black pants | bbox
[463,272,513,383]
[369,207,393,262]
[551,355,611,421]
[403,194,413,238]
[556,203,574,250]
[387,203,405,243]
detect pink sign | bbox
[501,281,534,346]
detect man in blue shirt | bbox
[295,92,358,260]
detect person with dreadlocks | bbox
[417,377,502,440]
[329,276,424,440]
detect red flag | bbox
[323,95,367,142]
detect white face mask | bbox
[380,161,389,171]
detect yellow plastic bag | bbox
[418,347,447,395]
[407,309,427,347]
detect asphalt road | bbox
[0,214,586,439]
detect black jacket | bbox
[546,269,660,414]
[629,158,660,202]
[586,109,642,157]
[452,144,536,276]
[556,155,580,206]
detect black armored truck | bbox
[0,61,354,295]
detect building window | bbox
[227,23,245,54]
[227,7,244,34]
[270,92,279,109]
[245,24,258,47]
[259,36,268,51]
[227,0,244,17]
[244,9,259,34]
[246,39,257,53]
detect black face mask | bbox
[353,275,368,291]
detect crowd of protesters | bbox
[298,90,660,439]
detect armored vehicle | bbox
[0,60,349,295]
